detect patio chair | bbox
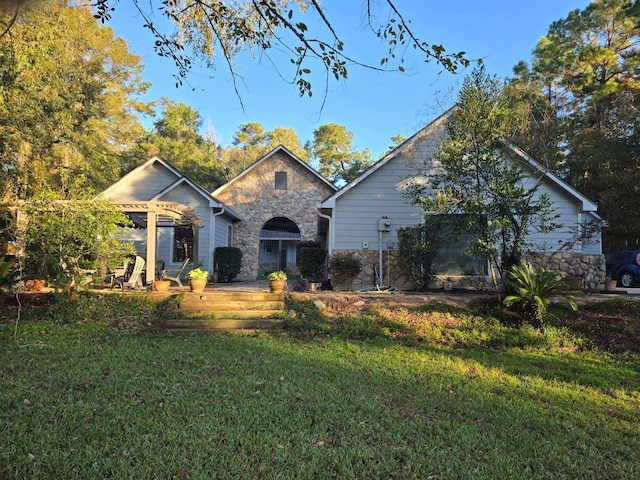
[112,255,146,290]
[161,257,190,288]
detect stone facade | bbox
[526,252,606,291]
[214,149,335,280]
[331,248,605,291]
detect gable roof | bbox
[321,109,599,214]
[101,155,241,221]
[212,145,337,197]
[320,109,453,208]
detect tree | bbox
[308,123,373,184]
[0,0,150,201]
[89,0,471,104]
[19,190,135,291]
[407,67,560,295]
[134,99,227,189]
[220,122,309,177]
[514,0,640,249]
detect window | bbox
[173,226,194,262]
[227,224,233,247]
[275,171,288,190]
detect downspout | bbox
[317,208,333,282]
[317,209,333,254]
[210,207,225,277]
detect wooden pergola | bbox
[112,201,201,285]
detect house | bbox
[102,113,604,290]
[212,146,337,279]
[100,156,241,283]
[101,147,336,284]
[319,111,605,290]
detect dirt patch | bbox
[290,290,492,316]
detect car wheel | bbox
[619,271,634,288]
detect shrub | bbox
[503,261,577,326]
[214,247,242,283]
[328,251,361,286]
[299,247,326,280]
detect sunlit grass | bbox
[1,294,639,479]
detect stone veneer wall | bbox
[525,252,606,291]
[330,248,605,291]
[215,150,335,279]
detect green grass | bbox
[1,294,639,479]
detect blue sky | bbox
[106,1,591,160]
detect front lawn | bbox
[1,293,639,479]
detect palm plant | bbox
[503,261,577,326]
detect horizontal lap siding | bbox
[334,157,423,250]
[106,163,177,201]
[526,178,601,254]
[160,184,212,272]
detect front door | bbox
[279,248,287,271]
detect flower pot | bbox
[269,279,286,293]
[26,279,45,292]
[189,278,207,293]
[604,279,617,291]
[153,280,171,293]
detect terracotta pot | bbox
[604,279,617,291]
[189,278,207,293]
[153,280,171,292]
[26,279,45,292]
[269,279,286,293]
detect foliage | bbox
[220,122,310,177]
[0,1,150,201]
[396,218,449,291]
[328,251,361,286]
[91,0,471,103]
[133,99,227,189]
[187,267,209,280]
[503,261,578,326]
[0,255,14,290]
[308,123,373,185]
[407,66,560,295]
[214,246,242,283]
[20,192,135,291]
[298,247,326,281]
[510,0,640,249]
[267,270,287,281]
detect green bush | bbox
[503,261,577,326]
[299,247,326,280]
[328,251,361,286]
[214,247,242,283]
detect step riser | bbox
[149,292,282,302]
[176,301,283,311]
[164,318,284,330]
[174,310,283,319]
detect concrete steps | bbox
[152,290,285,330]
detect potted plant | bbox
[267,270,287,293]
[187,267,209,293]
[604,273,617,292]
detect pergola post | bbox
[145,212,157,285]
